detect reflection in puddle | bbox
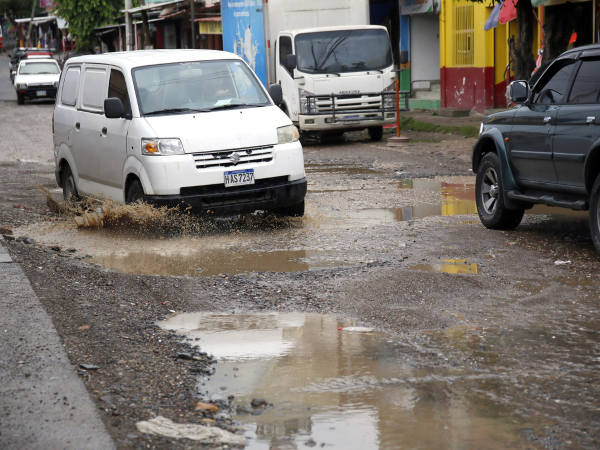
[305,163,389,176]
[91,249,352,277]
[158,312,537,449]
[409,259,480,274]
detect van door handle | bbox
[101,127,107,136]
[75,122,80,130]
[543,117,551,124]
[587,116,596,124]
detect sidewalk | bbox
[0,235,115,450]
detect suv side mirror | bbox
[268,83,283,105]
[399,50,409,66]
[104,97,125,119]
[285,54,297,71]
[510,81,530,104]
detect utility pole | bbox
[25,0,36,47]
[190,0,196,49]
[125,0,133,51]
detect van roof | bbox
[65,49,242,71]
[281,24,388,37]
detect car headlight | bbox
[17,83,27,89]
[479,122,484,136]
[383,81,396,109]
[277,125,300,144]
[299,88,316,114]
[141,138,184,156]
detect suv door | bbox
[509,59,577,186]
[552,58,600,189]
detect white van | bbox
[53,50,307,216]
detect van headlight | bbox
[277,125,300,144]
[383,81,396,109]
[299,88,316,114]
[17,83,27,89]
[142,138,184,156]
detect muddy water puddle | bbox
[159,312,542,449]
[305,163,389,176]
[409,259,480,274]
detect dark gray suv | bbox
[473,44,600,254]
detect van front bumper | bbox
[145,177,307,214]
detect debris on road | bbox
[79,363,100,370]
[135,416,247,445]
[195,401,219,412]
[555,260,572,265]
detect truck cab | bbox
[273,25,397,141]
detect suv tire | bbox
[589,173,600,254]
[62,164,79,201]
[476,153,524,230]
[126,179,147,204]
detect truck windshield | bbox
[132,59,270,115]
[295,29,392,74]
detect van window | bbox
[61,67,80,106]
[108,69,131,114]
[568,59,600,104]
[279,36,293,74]
[81,66,108,112]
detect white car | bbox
[53,50,306,216]
[14,59,61,105]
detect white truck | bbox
[263,0,400,141]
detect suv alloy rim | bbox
[481,167,499,214]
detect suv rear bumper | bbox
[145,177,307,214]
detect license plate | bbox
[36,90,46,96]
[343,115,360,124]
[224,169,254,187]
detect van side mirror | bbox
[399,50,409,66]
[509,81,529,104]
[104,97,125,119]
[285,54,297,71]
[11,71,16,77]
[268,83,283,105]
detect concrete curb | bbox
[0,235,116,450]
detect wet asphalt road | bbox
[0,57,600,449]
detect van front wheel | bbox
[62,165,79,201]
[273,200,305,218]
[17,93,24,105]
[126,180,147,204]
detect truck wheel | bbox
[273,199,305,218]
[589,173,600,255]
[62,164,79,201]
[126,179,147,204]
[17,93,24,105]
[476,153,524,230]
[368,126,383,141]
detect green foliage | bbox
[0,0,34,21]
[56,0,122,50]
[400,117,479,138]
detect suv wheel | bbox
[62,164,79,201]
[589,173,600,254]
[476,153,524,230]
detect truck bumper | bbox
[145,177,307,215]
[298,114,396,132]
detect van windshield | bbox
[295,29,393,74]
[132,60,270,115]
[19,62,60,75]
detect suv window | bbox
[568,59,600,104]
[61,67,80,106]
[279,36,293,74]
[108,69,131,114]
[81,66,108,112]
[533,59,576,105]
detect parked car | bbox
[9,48,53,81]
[472,44,600,254]
[53,50,307,216]
[14,58,61,104]
[58,50,94,70]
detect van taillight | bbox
[52,111,54,135]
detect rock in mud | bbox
[251,398,268,408]
[79,363,100,370]
[195,401,219,412]
[305,438,317,447]
[0,226,13,235]
[177,352,193,360]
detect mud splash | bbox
[158,312,543,449]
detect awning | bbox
[121,0,184,14]
[15,15,58,25]
[194,16,221,22]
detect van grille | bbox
[192,146,274,169]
